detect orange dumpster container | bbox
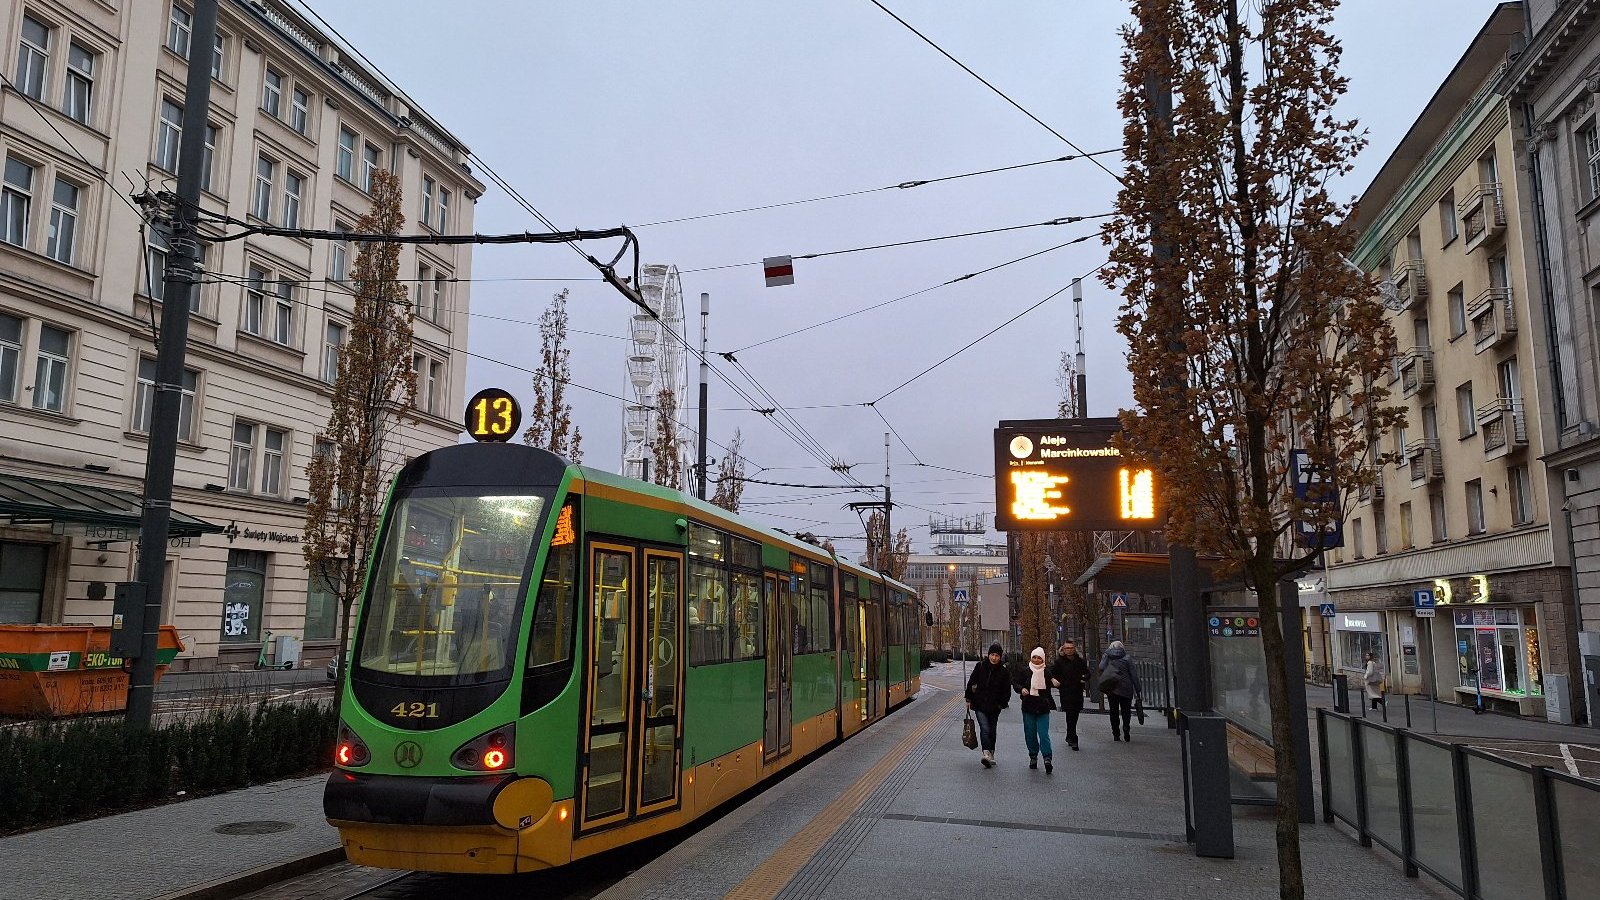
[0,625,183,717]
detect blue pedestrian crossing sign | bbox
[952,588,970,607]
[1318,603,1336,618]
[1110,592,1129,609]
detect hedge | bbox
[0,701,336,832]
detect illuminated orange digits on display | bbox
[1011,470,1072,521]
[1119,468,1156,520]
[552,505,576,546]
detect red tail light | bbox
[453,725,515,772]
[483,749,507,769]
[336,725,370,767]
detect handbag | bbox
[961,712,978,750]
[1135,698,1146,724]
[1098,672,1121,694]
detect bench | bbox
[1453,686,1545,717]
[1225,721,1275,780]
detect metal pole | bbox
[1073,277,1087,418]
[1427,623,1439,733]
[883,433,892,552]
[696,292,709,500]
[127,0,218,728]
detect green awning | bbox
[0,472,223,538]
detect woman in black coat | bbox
[1047,640,1090,751]
[965,643,1011,768]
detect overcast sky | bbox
[300,0,1508,551]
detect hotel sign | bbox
[993,419,1161,532]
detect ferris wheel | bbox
[622,264,692,486]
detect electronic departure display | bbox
[465,387,522,443]
[993,418,1161,532]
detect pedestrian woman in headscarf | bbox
[965,643,1012,768]
[1015,647,1056,772]
[1099,640,1143,742]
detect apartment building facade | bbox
[1330,4,1578,718]
[0,0,482,669]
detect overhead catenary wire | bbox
[633,151,1118,228]
[864,0,1125,185]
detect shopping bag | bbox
[1135,699,1147,725]
[961,713,978,749]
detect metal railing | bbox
[1318,709,1598,899]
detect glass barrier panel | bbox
[1361,725,1402,851]
[1554,777,1600,898]
[1324,715,1357,823]
[1467,755,1543,900]
[1405,739,1461,890]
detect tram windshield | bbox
[356,491,548,680]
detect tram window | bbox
[524,499,579,713]
[790,568,810,654]
[808,561,833,652]
[730,571,763,660]
[840,573,858,600]
[688,523,725,563]
[729,536,761,570]
[688,561,729,665]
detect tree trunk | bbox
[1254,566,1304,900]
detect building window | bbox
[336,127,356,181]
[260,427,285,495]
[211,32,225,80]
[432,272,446,322]
[1448,283,1466,338]
[421,175,435,227]
[426,359,442,414]
[221,549,266,643]
[133,356,197,441]
[1451,607,1541,696]
[272,280,296,345]
[229,420,255,489]
[252,156,275,220]
[46,178,78,265]
[1338,630,1385,674]
[16,15,50,101]
[156,99,182,173]
[1374,507,1388,555]
[437,187,450,232]
[2,157,36,247]
[33,325,69,412]
[261,67,283,118]
[362,143,380,192]
[416,263,431,310]
[145,229,205,312]
[1399,501,1413,550]
[306,566,339,640]
[200,123,218,193]
[0,541,49,624]
[282,171,303,228]
[1439,189,1457,245]
[167,4,192,58]
[331,222,350,282]
[1352,517,1364,558]
[1430,492,1448,542]
[290,88,309,135]
[0,313,21,403]
[1509,465,1533,525]
[1465,479,1486,535]
[1583,126,1600,203]
[243,266,267,335]
[1457,382,1476,437]
[63,42,96,125]
[323,321,344,383]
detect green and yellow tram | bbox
[324,437,923,873]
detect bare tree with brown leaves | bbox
[303,168,415,702]
[1103,3,1404,898]
[863,510,910,581]
[520,288,582,463]
[649,388,684,489]
[710,429,746,512]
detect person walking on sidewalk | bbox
[1363,651,1386,710]
[965,643,1012,768]
[1098,641,1143,742]
[1015,647,1056,772]
[1048,640,1089,751]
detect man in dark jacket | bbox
[1048,640,1090,751]
[1098,641,1143,742]
[965,643,1011,767]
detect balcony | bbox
[1398,347,1435,397]
[1358,466,1386,503]
[1468,287,1517,351]
[1461,182,1506,251]
[1405,438,1443,484]
[1476,398,1528,457]
[1392,259,1429,311]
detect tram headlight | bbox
[454,725,516,772]
[336,724,370,768]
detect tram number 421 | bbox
[465,387,523,443]
[391,702,440,719]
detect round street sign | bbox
[465,388,522,442]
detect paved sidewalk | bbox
[0,774,339,900]
[603,664,1452,900]
[1305,682,1599,744]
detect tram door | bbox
[862,593,882,722]
[763,573,793,759]
[579,544,685,829]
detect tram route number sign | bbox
[465,387,522,443]
[993,418,1160,532]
